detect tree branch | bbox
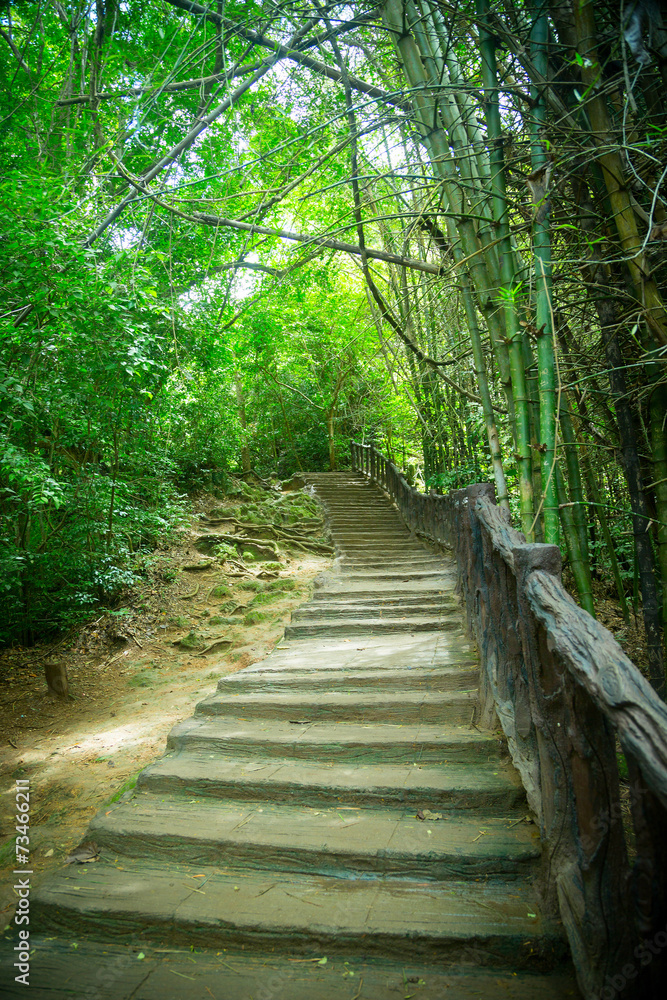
[83,57,280,247]
[109,152,443,276]
[54,65,265,105]
[209,261,284,277]
[0,27,30,75]
[142,191,444,275]
[162,0,405,109]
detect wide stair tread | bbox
[139,750,524,810]
[285,616,461,637]
[291,601,460,619]
[33,862,565,965]
[195,688,475,723]
[0,938,580,1000]
[216,665,480,691]
[165,715,511,765]
[327,569,454,581]
[87,793,540,878]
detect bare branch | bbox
[209,261,284,277]
[55,62,268,106]
[0,27,30,75]
[162,0,405,109]
[143,191,444,275]
[84,59,279,247]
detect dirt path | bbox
[0,491,330,924]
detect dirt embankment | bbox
[0,483,332,926]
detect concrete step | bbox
[334,543,415,549]
[332,530,418,535]
[336,554,430,562]
[328,521,404,527]
[330,528,408,533]
[291,600,458,620]
[0,937,582,1000]
[334,538,419,547]
[333,565,442,574]
[138,749,522,810]
[333,565,446,575]
[330,569,452,582]
[308,591,457,604]
[335,549,434,559]
[331,527,411,536]
[323,503,399,509]
[87,794,541,880]
[316,582,458,599]
[32,862,566,965]
[284,615,462,638]
[326,506,400,511]
[310,585,456,600]
[243,632,477,667]
[325,512,403,520]
[164,716,518,772]
[327,517,408,523]
[260,624,479,656]
[195,688,475,724]
[216,665,480,692]
[334,547,440,556]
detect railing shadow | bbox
[351,441,667,1000]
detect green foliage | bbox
[0,187,186,644]
[590,510,634,585]
[267,579,297,592]
[239,580,265,592]
[0,460,185,644]
[1,0,650,659]
[105,775,139,806]
[426,460,491,494]
[243,610,269,625]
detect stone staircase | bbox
[3,472,580,998]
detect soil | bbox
[0,492,331,927]
[560,570,649,677]
[591,584,649,677]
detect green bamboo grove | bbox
[0,0,665,693]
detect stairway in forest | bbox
[3,473,580,999]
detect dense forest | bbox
[0,0,665,691]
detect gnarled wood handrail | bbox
[351,441,667,1000]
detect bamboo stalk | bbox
[529,1,559,544]
[573,0,667,346]
[414,1,515,436]
[556,463,595,616]
[650,376,667,658]
[559,406,595,617]
[477,0,534,539]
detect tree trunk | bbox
[327,411,336,471]
[235,376,251,475]
[572,174,664,694]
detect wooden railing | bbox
[351,441,667,1000]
